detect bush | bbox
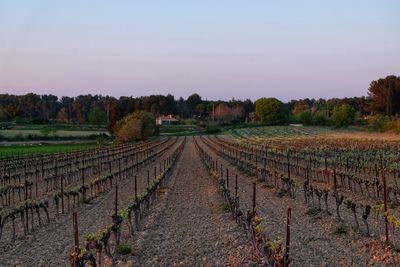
[313,111,330,126]
[255,98,288,125]
[388,117,400,134]
[88,107,107,125]
[117,243,132,255]
[366,115,389,132]
[206,124,221,134]
[298,110,313,125]
[114,111,156,142]
[332,104,355,128]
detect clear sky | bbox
[0,1,399,101]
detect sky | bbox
[0,1,399,101]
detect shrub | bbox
[332,104,355,127]
[219,202,230,212]
[206,124,221,134]
[366,115,389,132]
[88,107,107,125]
[117,243,132,255]
[114,111,156,142]
[255,98,288,125]
[313,111,330,126]
[298,110,313,125]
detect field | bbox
[0,143,102,158]
[159,124,204,136]
[0,124,108,142]
[0,126,399,266]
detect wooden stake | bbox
[226,169,229,189]
[285,207,292,265]
[252,182,256,216]
[114,185,118,216]
[382,171,389,243]
[235,174,238,196]
[72,212,79,267]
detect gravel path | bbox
[129,137,249,266]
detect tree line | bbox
[0,75,398,127]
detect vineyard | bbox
[0,127,399,266]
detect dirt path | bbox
[129,137,249,266]
[0,139,183,267]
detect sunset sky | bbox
[0,1,399,101]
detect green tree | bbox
[368,75,400,115]
[186,93,202,117]
[88,107,107,125]
[255,98,288,125]
[114,111,155,141]
[313,111,329,126]
[298,110,313,125]
[332,104,355,127]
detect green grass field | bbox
[0,129,107,137]
[159,125,204,136]
[0,142,102,158]
[0,123,109,141]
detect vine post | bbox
[59,167,64,214]
[252,182,256,216]
[25,179,29,231]
[235,174,238,196]
[226,169,229,189]
[147,170,150,188]
[285,207,292,266]
[81,168,85,202]
[382,170,389,243]
[114,185,118,217]
[35,166,38,197]
[135,175,138,200]
[71,211,79,267]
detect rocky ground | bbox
[122,137,251,266]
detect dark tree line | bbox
[0,93,254,125]
[0,75,398,126]
[287,75,400,122]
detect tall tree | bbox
[255,98,288,125]
[368,75,400,115]
[186,93,202,117]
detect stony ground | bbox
[126,137,250,266]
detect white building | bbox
[156,115,179,125]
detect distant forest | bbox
[0,75,399,127]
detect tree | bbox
[255,98,288,125]
[298,110,313,125]
[230,105,245,122]
[313,111,329,126]
[56,108,70,123]
[368,75,400,115]
[88,107,107,125]
[332,104,355,127]
[291,100,311,116]
[186,93,202,116]
[114,111,156,142]
[108,101,121,136]
[215,103,230,122]
[195,103,207,117]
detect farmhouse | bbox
[156,115,179,125]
